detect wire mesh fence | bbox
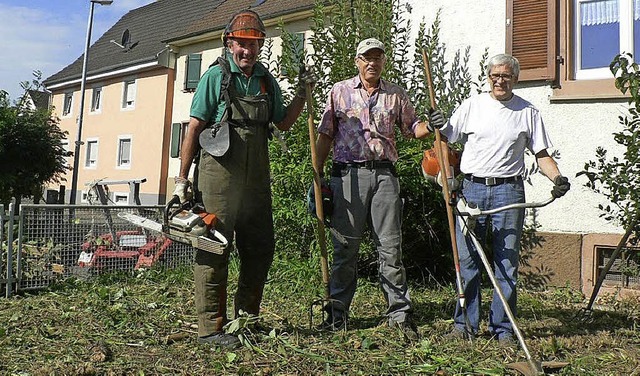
[2,204,195,297]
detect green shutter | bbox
[170,123,181,158]
[184,53,202,90]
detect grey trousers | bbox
[328,165,412,323]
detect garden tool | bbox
[456,194,568,375]
[118,195,228,254]
[421,48,474,339]
[304,83,346,329]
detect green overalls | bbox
[192,56,277,337]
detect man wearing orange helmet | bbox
[173,9,315,349]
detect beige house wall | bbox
[49,67,173,204]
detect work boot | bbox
[390,318,420,343]
[497,334,516,348]
[197,332,241,349]
[444,327,474,341]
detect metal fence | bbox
[2,203,195,297]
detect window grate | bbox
[596,246,640,289]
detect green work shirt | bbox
[190,54,286,124]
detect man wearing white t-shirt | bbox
[437,54,570,344]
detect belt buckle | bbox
[364,160,375,169]
[485,177,497,186]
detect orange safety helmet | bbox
[224,10,266,42]
[421,147,461,182]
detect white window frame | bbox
[575,0,636,80]
[62,92,73,117]
[116,135,132,169]
[122,79,136,110]
[90,86,103,113]
[61,139,71,166]
[81,190,89,204]
[85,138,99,169]
[112,191,130,206]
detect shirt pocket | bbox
[371,108,395,136]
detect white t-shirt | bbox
[440,92,552,177]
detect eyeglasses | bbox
[489,73,513,82]
[357,55,385,64]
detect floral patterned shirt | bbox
[318,76,420,163]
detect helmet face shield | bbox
[225,11,266,40]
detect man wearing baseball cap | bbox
[313,37,442,342]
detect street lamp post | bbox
[69,0,113,204]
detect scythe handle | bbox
[421,48,463,280]
[306,83,331,298]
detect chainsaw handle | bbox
[164,195,193,224]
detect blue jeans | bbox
[327,165,411,324]
[454,177,525,339]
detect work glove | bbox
[551,175,570,198]
[295,65,318,99]
[173,177,192,204]
[307,178,333,218]
[436,171,460,193]
[427,109,445,133]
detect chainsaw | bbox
[118,196,228,254]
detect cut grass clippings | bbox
[1,255,640,375]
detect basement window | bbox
[596,246,640,289]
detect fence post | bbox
[16,201,25,295]
[1,204,5,298]
[5,198,16,298]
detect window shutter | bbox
[170,123,181,158]
[185,54,202,90]
[506,0,557,82]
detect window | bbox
[91,87,102,112]
[85,139,98,168]
[170,122,189,158]
[61,139,71,165]
[507,0,631,98]
[596,246,640,289]
[113,192,130,206]
[117,136,132,168]
[184,53,202,91]
[122,79,136,109]
[575,0,637,80]
[62,92,73,116]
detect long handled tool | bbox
[421,48,473,338]
[305,83,345,328]
[456,196,569,375]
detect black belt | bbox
[335,160,394,169]
[465,174,522,186]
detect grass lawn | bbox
[1,255,639,375]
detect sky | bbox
[0,0,156,102]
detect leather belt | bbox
[465,174,522,186]
[335,160,394,169]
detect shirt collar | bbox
[352,75,387,91]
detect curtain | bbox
[580,0,618,26]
